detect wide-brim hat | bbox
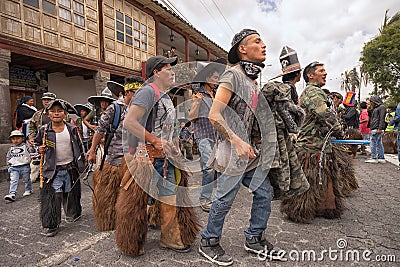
[9,130,24,138]
[107,81,124,97]
[145,56,178,79]
[192,58,227,83]
[269,46,302,81]
[46,99,77,114]
[228,29,259,64]
[74,103,92,114]
[87,88,115,106]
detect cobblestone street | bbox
[0,155,399,267]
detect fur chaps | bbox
[92,160,123,231]
[115,153,153,256]
[40,182,61,229]
[332,144,359,196]
[176,169,200,246]
[383,131,398,154]
[280,149,344,223]
[63,168,82,219]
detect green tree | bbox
[360,10,400,104]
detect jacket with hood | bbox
[369,96,386,131]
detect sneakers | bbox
[42,227,59,237]
[244,235,283,261]
[23,190,32,197]
[199,238,233,266]
[365,158,378,163]
[377,159,386,163]
[4,194,16,202]
[200,200,212,212]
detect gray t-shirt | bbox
[128,84,176,148]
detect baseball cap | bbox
[228,29,259,64]
[42,92,56,100]
[145,56,178,79]
[9,130,24,138]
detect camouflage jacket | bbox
[295,83,341,153]
[28,109,46,141]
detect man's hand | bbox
[231,136,255,160]
[377,129,383,134]
[192,93,204,100]
[38,145,46,154]
[87,149,96,163]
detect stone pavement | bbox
[0,154,399,267]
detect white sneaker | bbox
[377,159,386,163]
[365,158,378,163]
[4,194,16,201]
[23,190,32,197]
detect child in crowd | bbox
[35,99,86,237]
[4,130,33,202]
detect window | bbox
[23,0,39,8]
[116,21,124,32]
[73,1,84,13]
[74,14,84,26]
[125,15,132,26]
[117,31,124,42]
[141,23,147,33]
[134,39,140,48]
[126,26,132,36]
[126,36,132,45]
[59,7,71,21]
[116,11,123,21]
[115,11,148,50]
[58,0,70,8]
[133,20,140,30]
[43,0,56,15]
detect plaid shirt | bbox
[192,86,217,141]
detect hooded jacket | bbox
[369,96,386,130]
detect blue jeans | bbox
[201,165,273,239]
[151,158,177,197]
[370,130,385,159]
[52,169,72,193]
[197,138,216,202]
[8,164,32,194]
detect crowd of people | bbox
[4,28,400,266]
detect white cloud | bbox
[169,0,398,100]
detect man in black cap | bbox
[198,29,279,265]
[188,58,227,212]
[116,55,199,257]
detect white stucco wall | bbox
[47,72,96,106]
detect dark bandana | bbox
[239,61,265,80]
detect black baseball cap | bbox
[145,56,178,79]
[228,29,259,64]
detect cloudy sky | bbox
[162,0,398,100]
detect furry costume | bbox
[40,182,61,229]
[345,128,363,158]
[92,160,123,231]
[115,145,200,257]
[64,167,82,219]
[332,144,358,196]
[383,131,398,154]
[280,148,345,223]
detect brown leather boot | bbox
[159,195,190,252]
